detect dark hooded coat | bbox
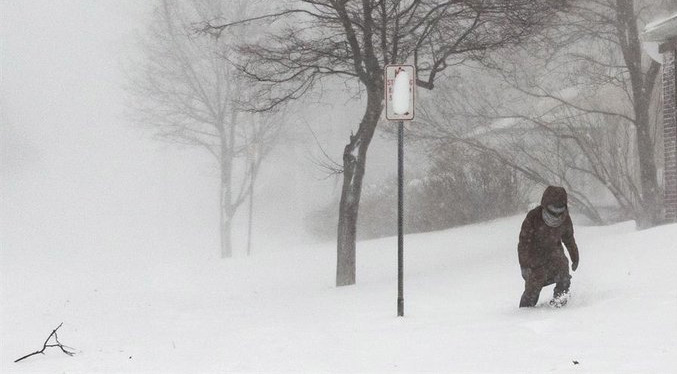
[518,186,580,307]
[518,186,579,270]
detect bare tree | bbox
[415,0,665,228]
[244,112,282,256]
[202,0,563,286]
[127,0,280,257]
[414,88,617,225]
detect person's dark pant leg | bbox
[550,255,572,299]
[520,266,546,308]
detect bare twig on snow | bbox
[14,323,75,363]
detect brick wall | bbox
[664,48,677,222]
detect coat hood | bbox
[541,186,568,209]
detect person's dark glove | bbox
[572,261,578,272]
[521,267,531,280]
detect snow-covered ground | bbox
[1,216,676,373]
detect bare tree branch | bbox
[14,323,75,363]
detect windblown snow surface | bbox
[1,216,676,373]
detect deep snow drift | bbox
[1,216,676,373]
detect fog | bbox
[1,1,402,262]
[2,2,212,261]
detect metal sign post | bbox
[385,65,415,317]
[397,119,404,317]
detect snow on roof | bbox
[461,117,522,139]
[644,12,677,41]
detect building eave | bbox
[644,13,677,42]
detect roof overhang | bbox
[643,13,677,58]
[644,13,677,42]
[642,13,677,47]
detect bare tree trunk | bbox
[633,61,662,228]
[616,0,662,228]
[220,140,233,258]
[635,109,661,228]
[246,159,255,256]
[220,181,233,258]
[336,88,383,287]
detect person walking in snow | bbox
[518,186,580,308]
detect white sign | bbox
[385,65,415,121]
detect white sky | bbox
[1,1,237,261]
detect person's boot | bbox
[549,290,569,308]
[550,276,571,308]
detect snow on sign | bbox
[385,65,415,121]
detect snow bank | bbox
[2,216,676,373]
